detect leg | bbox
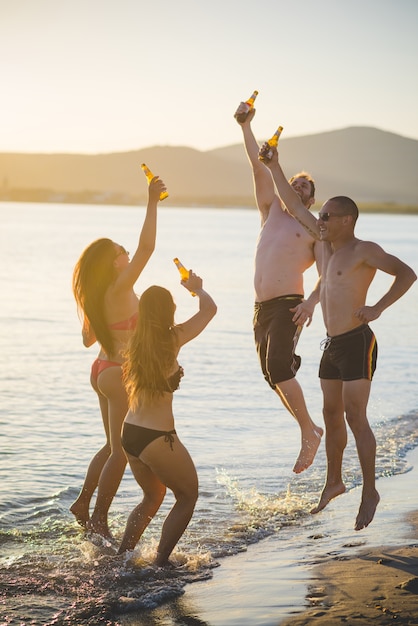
[343,379,380,530]
[70,376,111,527]
[117,453,166,554]
[256,303,323,473]
[88,366,128,538]
[311,379,347,514]
[139,435,198,566]
[275,378,323,473]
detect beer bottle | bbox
[235,90,258,123]
[173,258,196,296]
[258,126,284,162]
[140,163,168,201]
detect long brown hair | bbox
[123,285,178,407]
[72,238,118,355]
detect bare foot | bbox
[355,489,380,531]
[70,502,90,528]
[293,426,324,474]
[86,518,113,540]
[311,482,346,514]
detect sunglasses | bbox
[318,212,348,222]
[115,246,129,257]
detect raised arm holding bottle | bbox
[234,96,323,474]
[70,174,167,539]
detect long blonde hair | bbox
[72,238,118,355]
[123,285,178,406]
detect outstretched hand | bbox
[290,302,314,327]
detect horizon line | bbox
[0,125,416,157]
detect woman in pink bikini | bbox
[70,175,166,539]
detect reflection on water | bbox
[1,204,417,624]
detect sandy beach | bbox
[124,446,418,626]
[281,520,418,625]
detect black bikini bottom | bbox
[121,422,176,457]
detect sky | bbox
[1,0,418,154]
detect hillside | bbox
[0,127,417,206]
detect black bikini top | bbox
[160,365,184,393]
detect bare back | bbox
[104,287,140,360]
[124,378,177,432]
[255,197,316,302]
[124,283,217,432]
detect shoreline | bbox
[1,197,418,213]
[125,445,418,625]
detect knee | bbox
[344,401,362,425]
[345,409,357,429]
[105,448,128,473]
[322,407,348,441]
[322,405,343,424]
[180,490,198,512]
[100,442,111,456]
[174,482,198,507]
[110,447,128,463]
[144,485,166,511]
[345,410,372,439]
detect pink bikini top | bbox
[109,311,138,331]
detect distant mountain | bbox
[0,127,417,206]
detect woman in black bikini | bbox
[118,273,216,565]
[70,175,167,539]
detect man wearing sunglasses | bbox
[234,102,323,475]
[261,142,416,531]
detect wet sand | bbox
[281,517,418,625]
[120,446,418,625]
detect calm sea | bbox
[0,202,417,625]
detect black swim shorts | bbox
[253,295,303,388]
[319,324,378,381]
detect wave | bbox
[1,411,417,625]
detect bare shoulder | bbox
[354,239,386,258]
[354,239,405,271]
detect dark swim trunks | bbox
[319,324,378,381]
[253,295,303,388]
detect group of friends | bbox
[69,98,416,566]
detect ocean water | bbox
[0,202,417,625]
